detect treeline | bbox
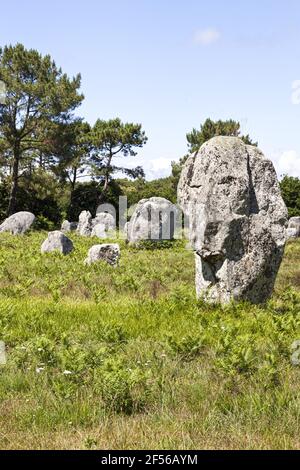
[0,173,179,229]
[0,44,299,228]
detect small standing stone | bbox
[41,231,74,255]
[287,217,300,239]
[84,244,120,267]
[92,212,115,231]
[77,211,92,237]
[61,220,78,233]
[124,222,129,238]
[127,197,178,244]
[91,223,107,239]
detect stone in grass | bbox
[123,222,129,238]
[178,136,288,304]
[85,244,120,267]
[41,231,74,255]
[0,211,35,235]
[61,220,78,233]
[127,197,178,244]
[91,223,107,239]
[287,217,300,239]
[287,227,299,239]
[77,210,92,237]
[92,212,115,231]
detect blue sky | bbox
[1,0,300,179]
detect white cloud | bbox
[194,28,221,46]
[112,155,173,180]
[273,150,300,178]
[291,80,300,105]
[146,158,173,180]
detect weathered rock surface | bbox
[76,211,116,237]
[61,220,78,233]
[84,244,120,266]
[287,228,298,239]
[127,197,178,244]
[0,211,35,235]
[41,231,74,255]
[123,222,129,238]
[77,211,92,237]
[91,223,107,239]
[178,136,288,304]
[92,212,115,232]
[287,217,300,239]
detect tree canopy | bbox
[280,175,300,217]
[186,118,257,154]
[90,118,147,204]
[0,44,297,226]
[0,43,83,214]
[171,118,258,188]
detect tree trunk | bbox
[97,175,109,205]
[67,167,77,220]
[97,155,112,206]
[7,144,20,216]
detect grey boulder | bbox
[41,231,74,255]
[92,212,115,231]
[287,217,300,239]
[91,212,116,238]
[287,228,298,239]
[0,211,35,235]
[61,220,78,233]
[77,211,92,237]
[85,243,120,266]
[91,223,107,239]
[178,136,288,304]
[127,197,178,244]
[123,222,129,238]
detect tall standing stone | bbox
[178,136,288,304]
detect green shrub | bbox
[34,215,56,231]
[215,333,257,376]
[135,239,181,250]
[166,333,205,360]
[96,359,152,414]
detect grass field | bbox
[0,232,300,450]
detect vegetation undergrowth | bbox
[0,233,300,450]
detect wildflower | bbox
[36,367,45,374]
[63,370,72,375]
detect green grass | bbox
[0,232,300,449]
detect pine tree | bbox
[186,118,257,153]
[0,44,83,215]
[90,118,147,204]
